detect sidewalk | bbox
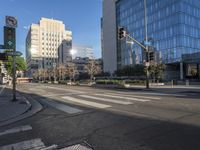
[0,85,31,126]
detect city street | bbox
[0,83,200,150]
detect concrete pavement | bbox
[0,85,42,127]
[1,83,200,150]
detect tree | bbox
[57,63,66,81]
[66,62,78,82]
[86,59,102,82]
[4,55,26,76]
[149,63,166,82]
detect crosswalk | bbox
[27,85,163,114]
[0,125,92,150]
[62,96,111,109]
[59,92,161,110]
[0,125,57,150]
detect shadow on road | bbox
[1,86,200,150]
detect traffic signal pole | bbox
[144,0,150,89]
[4,16,18,101]
[118,0,150,88]
[13,46,16,101]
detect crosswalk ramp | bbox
[61,92,159,110]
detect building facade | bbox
[26,18,72,77]
[72,57,103,78]
[102,0,200,80]
[72,45,94,59]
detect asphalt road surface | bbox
[1,83,200,150]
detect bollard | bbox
[186,80,189,86]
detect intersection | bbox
[0,83,200,150]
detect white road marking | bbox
[41,99,83,114]
[115,91,185,97]
[94,94,150,102]
[106,92,160,100]
[0,138,46,150]
[62,96,111,109]
[79,95,133,105]
[0,125,32,136]
[46,86,85,94]
[42,93,73,97]
[0,85,5,95]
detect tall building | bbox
[102,0,200,80]
[72,45,94,59]
[26,17,72,77]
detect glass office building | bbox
[114,0,200,79]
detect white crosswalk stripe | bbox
[62,96,111,109]
[0,125,58,150]
[0,125,32,137]
[79,95,133,105]
[40,98,83,114]
[46,86,85,94]
[106,92,161,100]
[94,93,150,102]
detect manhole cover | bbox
[60,144,93,150]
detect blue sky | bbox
[0,0,102,58]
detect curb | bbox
[0,94,43,127]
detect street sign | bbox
[6,51,22,56]
[4,26,16,50]
[6,16,17,28]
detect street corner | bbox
[0,94,42,127]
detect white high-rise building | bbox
[26,17,72,77]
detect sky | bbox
[0,0,102,58]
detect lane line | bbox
[0,125,32,136]
[62,96,111,109]
[106,92,160,100]
[94,94,150,102]
[79,95,133,105]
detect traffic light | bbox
[149,51,154,61]
[4,26,16,50]
[0,53,8,61]
[118,27,126,40]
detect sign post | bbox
[4,16,17,101]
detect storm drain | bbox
[60,143,93,150]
